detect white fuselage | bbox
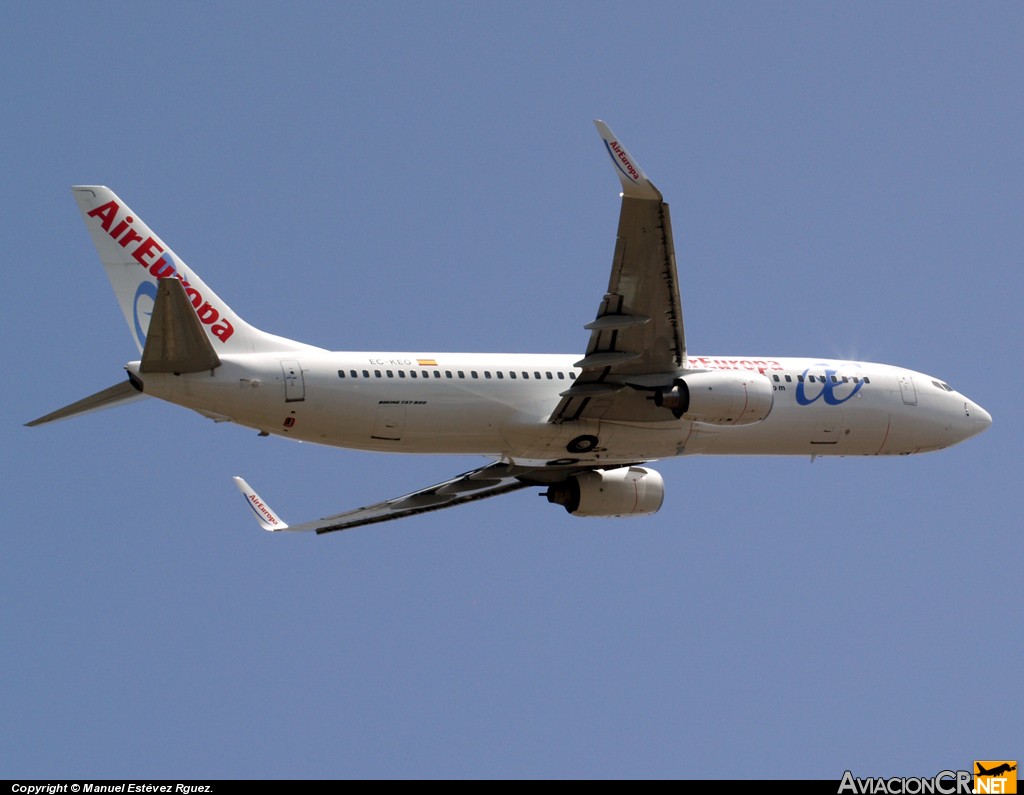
[133,351,991,464]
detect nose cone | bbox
[971,403,992,437]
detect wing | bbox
[551,121,686,424]
[234,462,571,534]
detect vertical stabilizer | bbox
[72,186,321,355]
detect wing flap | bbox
[314,478,530,534]
[233,463,537,535]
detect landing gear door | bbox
[280,360,305,402]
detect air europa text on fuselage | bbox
[86,200,235,342]
[686,357,784,374]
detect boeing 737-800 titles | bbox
[28,121,991,533]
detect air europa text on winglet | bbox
[609,140,640,181]
[247,493,279,526]
[86,200,235,342]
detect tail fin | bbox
[72,186,320,355]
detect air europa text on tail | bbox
[86,200,235,342]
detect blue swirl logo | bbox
[795,365,864,406]
[133,280,158,349]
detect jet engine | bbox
[544,466,665,517]
[655,371,773,425]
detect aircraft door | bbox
[897,374,917,406]
[280,360,305,402]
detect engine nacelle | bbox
[655,370,773,425]
[544,466,665,517]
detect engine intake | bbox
[544,466,665,517]
[655,370,773,425]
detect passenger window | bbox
[569,372,577,380]
[510,371,517,379]
[546,372,553,379]
[785,375,792,383]
[445,371,453,378]
[831,375,838,383]
[523,371,530,379]
[534,372,541,379]
[374,370,382,378]
[398,370,406,378]
[863,377,871,384]
[458,371,465,379]
[798,375,804,383]
[337,370,346,378]
[772,375,780,382]
[386,370,394,378]
[497,371,504,379]
[808,375,816,383]
[362,370,370,378]
[409,370,417,378]
[471,371,479,379]
[484,371,491,379]
[557,372,565,380]
[350,370,358,378]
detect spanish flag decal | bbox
[417,359,438,367]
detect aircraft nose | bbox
[972,404,992,436]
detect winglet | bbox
[233,477,290,531]
[593,120,662,200]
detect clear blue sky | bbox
[3,2,1020,779]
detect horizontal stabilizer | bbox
[140,278,222,373]
[25,379,145,427]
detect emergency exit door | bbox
[280,360,305,402]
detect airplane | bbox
[27,121,992,534]
[976,764,1016,778]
